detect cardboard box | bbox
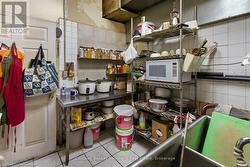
[152,119,171,143]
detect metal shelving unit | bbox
[134,101,179,121]
[69,113,114,131]
[131,0,197,135]
[134,80,195,89]
[134,54,182,61]
[106,73,129,77]
[133,26,195,42]
[134,129,160,145]
[57,90,132,165]
[77,57,124,64]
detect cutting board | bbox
[202,112,250,167]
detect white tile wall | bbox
[198,79,249,110]
[213,93,228,104]
[161,15,250,110]
[214,21,228,34]
[134,15,250,111]
[59,19,78,88]
[197,15,250,110]
[214,33,228,46]
[59,19,78,71]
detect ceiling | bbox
[121,0,166,13]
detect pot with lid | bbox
[84,108,95,121]
[96,78,112,93]
[78,78,96,95]
[149,99,168,113]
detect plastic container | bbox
[183,53,200,72]
[139,112,146,129]
[116,127,134,151]
[84,128,93,148]
[69,129,83,149]
[102,100,115,107]
[91,123,101,141]
[102,107,114,114]
[114,105,134,130]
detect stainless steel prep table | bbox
[56,90,132,166]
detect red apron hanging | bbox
[4,43,25,126]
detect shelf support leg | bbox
[194,72,198,114]
[179,87,183,129]
[130,18,134,39]
[179,0,184,130]
[179,0,185,166]
[58,106,64,145]
[65,107,70,166]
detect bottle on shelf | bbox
[84,128,93,148]
[60,84,66,97]
[139,112,146,129]
[170,1,179,26]
[173,116,180,134]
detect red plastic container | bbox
[116,127,133,151]
[91,123,101,141]
[114,105,134,130]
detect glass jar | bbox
[87,47,93,59]
[79,47,84,58]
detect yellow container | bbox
[71,107,82,124]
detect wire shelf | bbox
[134,101,179,121]
[134,80,195,89]
[133,26,195,42]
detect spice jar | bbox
[87,47,93,58]
[79,47,84,58]
[92,48,96,59]
[114,51,123,60]
[122,64,130,73]
[112,64,116,74]
[116,79,126,90]
[106,64,113,74]
[83,47,87,58]
[95,48,101,59]
[116,65,122,74]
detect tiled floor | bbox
[11,128,154,167]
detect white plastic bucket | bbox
[116,127,134,151]
[114,105,134,130]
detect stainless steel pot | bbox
[78,78,96,95]
[155,87,171,99]
[84,108,95,121]
[149,99,168,113]
[96,78,112,93]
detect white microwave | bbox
[146,59,191,83]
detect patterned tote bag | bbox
[23,46,58,96]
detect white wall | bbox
[29,0,63,22]
[197,15,250,110]
[66,0,125,33]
